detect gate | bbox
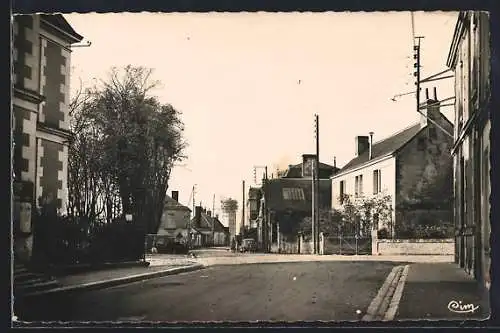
[324,220,372,255]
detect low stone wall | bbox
[374,238,454,255]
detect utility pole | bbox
[242,180,246,236]
[315,114,320,254]
[212,193,215,246]
[414,36,424,117]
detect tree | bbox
[67,65,187,234]
[297,192,393,238]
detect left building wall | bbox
[12,14,83,262]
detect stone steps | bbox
[14,262,61,296]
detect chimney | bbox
[333,156,336,168]
[171,190,179,202]
[302,154,316,177]
[207,210,212,217]
[368,132,374,160]
[420,86,441,128]
[195,206,202,226]
[355,136,370,156]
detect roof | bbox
[335,123,423,177]
[40,14,84,43]
[164,195,191,211]
[265,178,332,212]
[191,211,226,232]
[446,12,467,68]
[283,161,340,179]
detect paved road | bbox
[17,261,401,322]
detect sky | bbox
[65,11,458,229]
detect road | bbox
[18,261,402,322]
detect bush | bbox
[377,227,390,239]
[395,224,454,239]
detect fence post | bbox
[371,227,378,255]
[319,232,324,255]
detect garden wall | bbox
[374,238,454,255]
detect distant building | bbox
[221,198,238,243]
[258,154,339,252]
[12,14,83,262]
[191,206,230,247]
[246,187,262,229]
[331,94,454,237]
[156,191,192,244]
[447,11,491,288]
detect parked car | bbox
[240,238,257,253]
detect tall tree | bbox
[67,66,187,233]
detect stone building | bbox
[12,14,83,262]
[446,11,491,288]
[331,92,454,237]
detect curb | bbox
[18,263,205,299]
[362,265,402,321]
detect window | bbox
[339,180,345,204]
[282,188,305,201]
[373,169,382,194]
[355,175,363,197]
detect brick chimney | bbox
[302,154,316,177]
[368,132,374,160]
[421,87,441,129]
[355,136,370,156]
[207,210,212,217]
[195,206,202,226]
[171,190,179,202]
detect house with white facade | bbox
[331,92,454,237]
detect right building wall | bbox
[447,11,491,288]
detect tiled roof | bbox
[164,195,191,211]
[336,123,423,176]
[265,178,332,212]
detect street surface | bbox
[18,261,401,322]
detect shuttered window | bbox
[373,169,382,194]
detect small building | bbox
[12,14,84,263]
[331,96,454,238]
[156,191,192,245]
[447,11,491,288]
[191,206,229,247]
[246,186,263,229]
[257,154,338,252]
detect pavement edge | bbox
[19,263,205,299]
[362,264,406,321]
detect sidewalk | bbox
[17,257,201,298]
[395,262,490,321]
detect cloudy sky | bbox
[65,11,458,229]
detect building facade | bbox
[156,191,192,244]
[257,154,338,252]
[12,14,83,262]
[191,206,229,247]
[447,11,491,288]
[331,97,454,237]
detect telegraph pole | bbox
[212,193,215,246]
[242,180,246,236]
[414,36,424,116]
[315,114,320,254]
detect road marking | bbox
[362,265,402,321]
[384,264,410,321]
